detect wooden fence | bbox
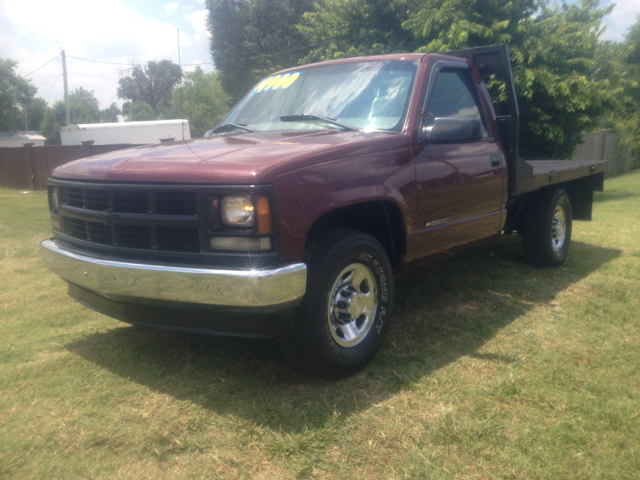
[0,143,144,191]
[571,130,634,177]
[1,131,634,191]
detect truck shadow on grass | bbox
[65,235,620,433]
[593,189,637,203]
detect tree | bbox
[40,102,66,144]
[207,0,315,101]
[67,86,100,123]
[26,98,47,132]
[607,15,640,167]
[117,60,182,119]
[402,0,539,52]
[403,0,615,159]
[100,102,121,123]
[171,67,231,137]
[125,101,157,121]
[0,58,46,132]
[626,15,640,65]
[299,0,421,63]
[40,87,102,144]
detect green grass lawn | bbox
[1,171,639,479]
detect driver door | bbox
[413,63,506,258]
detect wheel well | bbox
[305,201,406,269]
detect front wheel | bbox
[279,229,394,378]
[522,188,572,267]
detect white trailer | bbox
[60,120,191,146]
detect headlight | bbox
[221,196,254,227]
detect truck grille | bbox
[56,185,201,254]
[61,187,197,215]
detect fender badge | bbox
[425,217,448,227]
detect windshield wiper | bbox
[205,123,257,136]
[279,114,360,131]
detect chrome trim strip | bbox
[40,239,307,308]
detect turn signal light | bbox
[257,196,271,233]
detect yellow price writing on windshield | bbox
[253,72,302,93]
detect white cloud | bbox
[5,0,634,113]
[602,0,640,42]
[600,0,640,41]
[186,8,211,55]
[1,0,203,109]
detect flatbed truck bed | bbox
[516,159,607,194]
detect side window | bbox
[424,68,488,137]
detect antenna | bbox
[177,29,184,141]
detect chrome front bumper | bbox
[40,239,307,311]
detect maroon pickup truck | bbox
[41,45,605,377]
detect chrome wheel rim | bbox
[327,263,378,348]
[551,203,567,252]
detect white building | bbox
[0,131,46,148]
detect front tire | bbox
[522,188,572,267]
[279,229,394,378]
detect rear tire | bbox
[279,228,394,378]
[522,188,572,267]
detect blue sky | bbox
[0,0,213,109]
[1,0,638,112]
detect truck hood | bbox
[51,129,406,184]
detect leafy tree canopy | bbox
[625,14,640,65]
[100,102,121,123]
[207,0,315,102]
[208,0,623,160]
[300,0,422,63]
[405,0,615,159]
[125,101,157,122]
[0,58,47,132]
[171,67,230,137]
[26,98,47,134]
[40,87,102,144]
[601,15,640,167]
[303,0,614,159]
[117,60,182,116]
[402,0,616,159]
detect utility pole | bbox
[177,29,184,141]
[61,49,70,126]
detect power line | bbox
[70,55,212,68]
[205,41,331,66]
[24,55,60,77]
[43,69,63,100]
[35,72,60,89]
[67,55,134,66]
[64,41,330,70]
[180,61,214,66]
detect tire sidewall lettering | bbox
[320,245,392,364]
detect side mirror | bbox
[421,117,482,144]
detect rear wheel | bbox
[279,228,393,378]
[522,188,572,267]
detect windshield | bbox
[219,60,419,134]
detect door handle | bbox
[490,155,501,167]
